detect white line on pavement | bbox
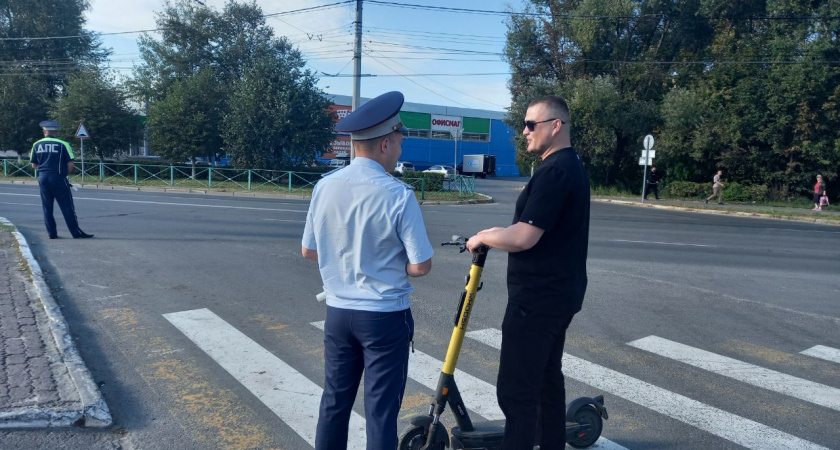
[311,320,505,421]
[628,336,840,412]
[468,328,828,450]
[313,321,628,450]
[164,309,366,448]
[0,192,306,213]
[801,345,840,364]
[608,239,715,247]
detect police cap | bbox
[39,120,61,131]
[335,91,408,141]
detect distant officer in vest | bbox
[30,120,94,239]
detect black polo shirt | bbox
[507,147,590,315]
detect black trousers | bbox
[497,303,576,450]
[644,182,659,199]
[38,174,83,237]
[316,306,413,450]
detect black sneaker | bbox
[49,235,58,239]
[73,232,94,239]
[718,202,724,205]
[705,199,709,204]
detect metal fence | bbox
[0,160,476,198]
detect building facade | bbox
[327,95,519,177]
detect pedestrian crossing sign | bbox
[75,123,89,139]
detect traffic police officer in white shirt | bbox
[30,120,93,239]
[302,91,434,449]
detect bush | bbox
[723,182,770,202]
[664,181,707,198]
[402,170,444,191]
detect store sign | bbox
[431,115,463,131]
[328,104,353,126]
[330,136,351,157]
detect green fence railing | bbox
[0,160,477,198]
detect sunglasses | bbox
[523,118,564,131]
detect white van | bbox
[327,159,348,168]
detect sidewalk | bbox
[0,218,110,428]
[594,196,840,225]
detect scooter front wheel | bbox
[567,405,603,448]
[398,425,432,450]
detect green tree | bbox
[52,70,142,160]
[224,54,333,170]
[146,69,224,167]
[0,0,106,152]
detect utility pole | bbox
[351,0,363,160]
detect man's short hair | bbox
[528,95,570,123]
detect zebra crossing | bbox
[164,308,839,449]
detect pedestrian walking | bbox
[705,170,725,204]
[813,174,827,211]
[644,166,660,200]
[466,95,590,449]
[301,91,434,450]
[29,120,93,239]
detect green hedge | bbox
[402,170,444,191]
[663,180,770,202]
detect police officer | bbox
[30,120,93,239]
[301,91,434,449]
[467,96,590,450]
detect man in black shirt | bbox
[644,166,660,200]
[467,95,589,450]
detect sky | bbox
[85,0,525,113]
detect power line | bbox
[365,1,840,21]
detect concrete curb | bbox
[0,217,112,428]
[594,198,840,226]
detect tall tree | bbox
[52,70,142,160]
[146,69,224,166]
[0,0,106,152]
[223,54,333,170]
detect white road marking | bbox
[628,336,840,412]
[468,328,828,450]
[608,239,714,248]
[165,309,366,448]
[0,192,306,213]
[262,218,306,223]
[313,321,628,450]
[311,320,505,421]
[801,345,840,364]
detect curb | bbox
[593,198,840,226]
[0,217,111,428]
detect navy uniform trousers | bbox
[497,303,576,450]
[39,174,83,238]
[316,306,414,450]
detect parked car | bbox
[423,165,456,179]
[326,159,348,168]
[394,161,415,174]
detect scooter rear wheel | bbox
[397,425,428,450]
[567,405,603,448]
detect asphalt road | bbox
[0,179,838,450]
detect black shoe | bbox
[705,199,709,204]
[718,202,724,205]
[49,235,58,239]
[73,232,94,239]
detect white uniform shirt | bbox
[302,157,434,312]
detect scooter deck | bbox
[452,423,594,449]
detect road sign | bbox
[641,149,656,159]
[639,157,653,166]
[643,134,654,151]
[75,123,89,139]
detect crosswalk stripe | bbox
[801,345,840,364]
[311,321,629,450]
[310,320,505,421]
[468,328,829,450]
[164,309,366,448]
[628,336,840,412]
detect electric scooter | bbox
[398,236,608,450]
